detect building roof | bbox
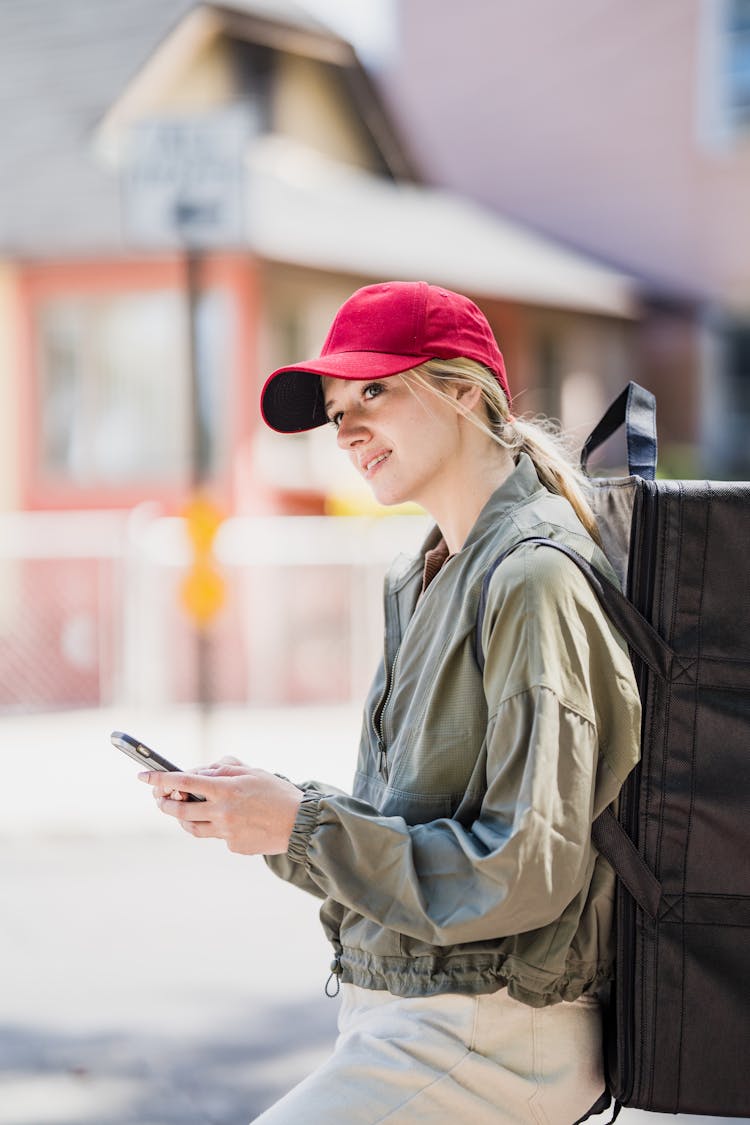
[0,0,411,257]
[0,0,191,255]
[97,2,417,183]
[0,0,637,318]
[245,137,637,317]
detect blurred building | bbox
[0,0,643,523]
[0,0,698,712]
[387,0,750,478]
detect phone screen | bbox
[110,731,206,802]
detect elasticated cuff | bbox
[286,791,322,865]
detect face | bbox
[321,374,464,510]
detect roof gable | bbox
[0,0,415,257]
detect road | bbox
[0,705,744,1124]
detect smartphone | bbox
[110,731,206,802]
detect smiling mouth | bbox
[363,452,390,475]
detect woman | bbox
[141,281,641,1123]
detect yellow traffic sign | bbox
[180,559,226,626]
[183,494,224,552]
[181,493,226,626]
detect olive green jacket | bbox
[266,454,641,1006]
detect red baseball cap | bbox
[260,280,510,433]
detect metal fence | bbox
[0,507,429,713]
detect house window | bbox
[726,0,750,130]
[36,286,229,489]
[700,0,750,144]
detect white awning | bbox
[245,136,638,318]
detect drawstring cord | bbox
[325,954,342,998]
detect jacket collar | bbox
[459,452,545,552]
[391,454,546,593]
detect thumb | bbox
[137,770,220,799]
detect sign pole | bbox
[186,249,209,752]
[122,112,245,750]
[182,249,227,760]
[185,248,209,484]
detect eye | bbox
[326,382,384,428]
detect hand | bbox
[138,758,304,855]
[161,755,244,801]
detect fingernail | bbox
[137,772,150,781]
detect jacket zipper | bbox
[373,584,428,779]
[373,645,400,781]
[372,590,410,781]
[373,556,449,781]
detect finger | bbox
[189,756,244,777]
[151,787,186,804]
[138,770,221,800]
[180,819,220,839]
[156,793,215,822]
[199,764,248,778]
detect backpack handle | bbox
[580,382,657,480]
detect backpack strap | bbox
[475,537,684,687]
[580,381,657,480]
[475,535,669,920]
[573,1088,622,1124]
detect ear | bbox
[453,381,483,415]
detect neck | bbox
[423,445,516,554]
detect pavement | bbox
[0,705,745,1124]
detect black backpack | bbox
[476,384,750,1119]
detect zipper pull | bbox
[325,954,342,998]
[378,744,389,781]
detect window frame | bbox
[18,257,248,511]
[698,0,750,148]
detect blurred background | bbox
[0,0,748,1122]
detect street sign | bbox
[122,112,248,248]
[180,495,226,627]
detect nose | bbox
[336,410,369,450]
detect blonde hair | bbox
[402,357,601,543]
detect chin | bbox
[370,487,409,508]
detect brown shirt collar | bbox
[421,537,452,592]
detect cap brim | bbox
[260,351,432,434]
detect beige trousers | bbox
[253,983,605,1124]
